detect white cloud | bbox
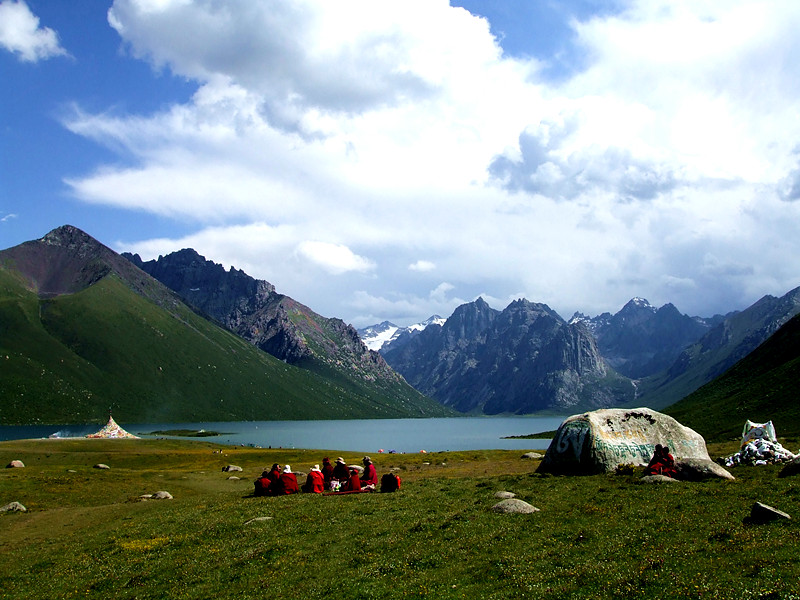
[409,260,436,272]
[296,241,374,275]
[68,0,800,326]
[0,0,68,62]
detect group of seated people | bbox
[644,443,677,478]
[253,455,379,496]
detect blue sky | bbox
[2,0,800,327]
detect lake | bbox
[0,416,565,453]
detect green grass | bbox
[2,439,799,599]
[0,270,450,425]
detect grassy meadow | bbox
[1,437,800,599]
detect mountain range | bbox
[2,224,798,430]
[0,226,450,424]
[381,298,635,414]
[372,288,800,417]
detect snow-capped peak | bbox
[358,315,445,351]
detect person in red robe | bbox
[645,444,677,478]
[266,463,281,485]
[272,464,299,495]
[332,457,350,482]
[254,470,272,496]
[360,456,378,488]
[342,468,363,492]
[302,464,325,493]
[321,457,335,489]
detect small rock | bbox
[139,494,153,500]
[244,516,274,525]
[778,456,800,478]
[494,491,516,499]
[94,464,110,470]
[227,476,240,481]
[748,502,791,524]
[491,498,540,514]
[151,491,173,500]
[1,501,27,512]
[641,474,681,484]
[222,465,243,472]
[521,452,543,460]
[6,460,25,468]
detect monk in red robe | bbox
[321,457,335,489]
[360,456,378,488]
[272,464,299,495]
[303,465,325,493]
[343,468,363,492]
[645,444,677,478]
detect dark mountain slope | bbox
[581,298,718,379]
[665,312,800,442]
[383,298,635,414]
[637,286,800,409]
[123,249,411,391]
[0,226,449,424]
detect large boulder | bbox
[537,408,713,475]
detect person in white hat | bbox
[302,464,324,494]
[272,464,299,495]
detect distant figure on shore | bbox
[321,457,335,489]
[360,456,377,489]
[303,464,325,494]
[645,444,676,478]
[272,464,299,495]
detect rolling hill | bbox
[0,226,450,425]
[665,312,800,442]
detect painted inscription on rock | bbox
[539,408,711,475]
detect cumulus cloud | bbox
[296,241,374,275]
[409,260,436,272]
[0,0,68,62]
[65,0,800,325]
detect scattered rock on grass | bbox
[521,452,543,460]
[641,474,681,484]
[222,465,243,472]
[227,476,240,481]
[94,464,110,470]
[6,460,24,468]
[1,501,26,512]
[244,516,273,525]
[747,502,791,524]
[492,499,539,514]
[494,491,516,499]
[778,456,800,478]
[151,491,173,500]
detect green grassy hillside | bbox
[0,269,449,425]
[665,313,800,442]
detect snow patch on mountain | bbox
[358,316,444,351]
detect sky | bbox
[2,0,800,328]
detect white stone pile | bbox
[722,438,796,467]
